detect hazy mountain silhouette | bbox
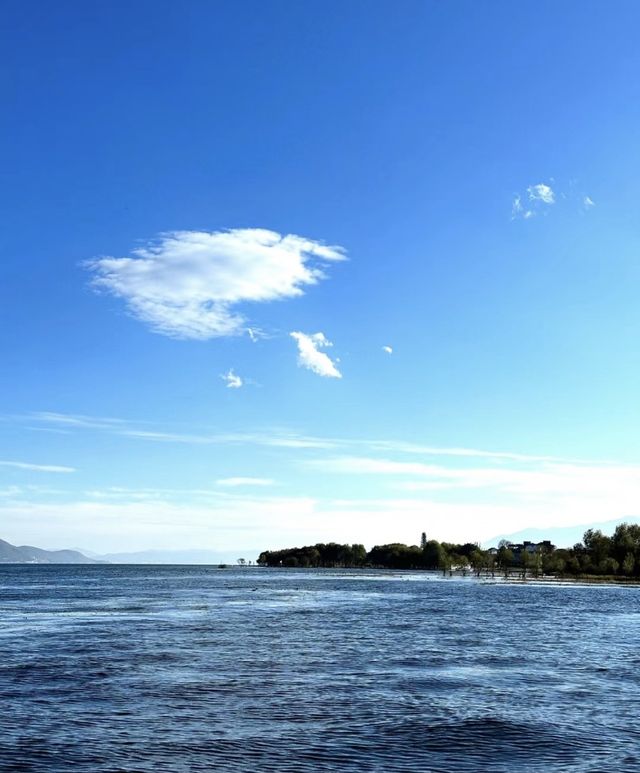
[97,549,255,564]
[0,538,104,564]
[485,516,640,549]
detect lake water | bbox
[1,566,639,773]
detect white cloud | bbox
[527,183,555,204]
[305,454,640,504]
[511,194,528,219]
[6,413,640,550]
[512,182,556,219]
[28,412,126,430]
[382,345,393,354]
[0,460,76,473]
[511,194,534,220]
[216,477,275,487]
[290,332,342,378]
[21,412,607,462]
[24,411,338,448]
[87,228,346,340]
[3,477,640,553]
[221,369,243,389]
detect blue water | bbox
[1,567,639,773]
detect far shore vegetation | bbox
[256,523,640,580]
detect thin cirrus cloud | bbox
[304,454,640,502]
[20,411,604,461]
[23,411,337,448]
[86,228,346,340]
[290,332,342,378]
[0,460,76,473]
[216,477,275,487]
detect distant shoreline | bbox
[3,562,640,586]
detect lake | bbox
[1,566,639,772]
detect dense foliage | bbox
[257,524,640,579]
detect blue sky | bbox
[2,1,640,554]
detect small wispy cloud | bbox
[246,327,264,342]
[216,477,275,487]
[290,332,342,378]
[0,460,76,473]
[86,228,346,340]
[382,345,393,355]
[528,183,555,204]
[512,181,596,219]
[512,182,555,219]
[511,194,532,220]
[221,369,243,389]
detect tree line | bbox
[256,523,640,578]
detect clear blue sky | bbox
[2,1,640,554]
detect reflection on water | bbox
[1,566,639,772]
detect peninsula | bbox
[258,523,640,579]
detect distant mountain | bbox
[98,548,256,565]
[485,516,640,549]
[0,538,104,564]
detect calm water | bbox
[1,567,639,773]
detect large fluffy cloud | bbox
[87,228,346,339]
[290,332,342,378]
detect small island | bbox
[257,523,640,580]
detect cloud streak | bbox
[87,228,346,340]
[305,454,640,502]
[0,460,76,473]
[20,412,615,464]
[216,477,275,487]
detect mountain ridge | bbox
[0,538,104,564]
[97,548,255,564]
[484,516,640,549]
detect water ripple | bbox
[1,566,639,772]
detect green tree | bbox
[422,540,446,569]
[497,545,514,576]
[599,557,619,576]
[351,544,367,566]
[583,529,612,569]
[469,549,487,576]
[622,552,635,576]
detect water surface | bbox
[1,566,639,772]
